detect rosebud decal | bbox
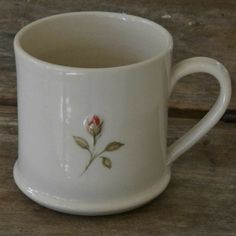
[73,115,124,176]
[85,115,103,136]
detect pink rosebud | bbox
[85,115,103,136]
[89,115,101,126]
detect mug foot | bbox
[13,161,171,216]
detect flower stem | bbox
[80,136,107,176]
[80,137,97,176]
[80,155,96,176]
[93,135,96,146]
[95,149,105,157]
[87,148,93,157]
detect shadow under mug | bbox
[13,12,231,215]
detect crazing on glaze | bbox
[73,115,124,175]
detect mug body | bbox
[14,12,173,215]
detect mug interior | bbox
[15,12,172,68]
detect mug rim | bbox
[14,11,173,72]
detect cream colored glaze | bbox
[13,12,231,215]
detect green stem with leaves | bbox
[80,136,103,176]
[80,153,96,176]
[81,148,109,175]
[73,124,124,176]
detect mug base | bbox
[13,161,171,216]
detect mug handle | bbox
[167,57,231,165]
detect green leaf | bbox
[101,157,112,169]
[105,142,124,151]
[73,136,89,149]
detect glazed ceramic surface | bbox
[13,12,231,215]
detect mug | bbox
[13,12,231,215]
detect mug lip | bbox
[14,11,173,72]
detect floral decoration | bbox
[73,115,124,176]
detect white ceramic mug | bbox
[13,12,231,215]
